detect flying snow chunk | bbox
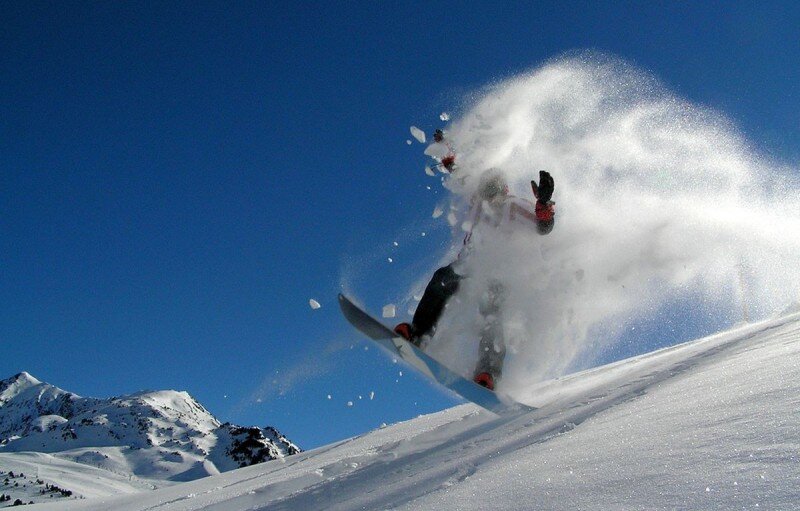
[369,391,375,400]
[309,299,321,309]
[410,126,426,143]
[347,401,353,407]
[440,112,450,121]
[425,166,436,176]
[432,206,444,218]
[382,304,396,318]
[425,143,448,159]
[447,211,458,227]
[406,139,412,145]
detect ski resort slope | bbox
[0,452,160,499]
[33,313,800,510]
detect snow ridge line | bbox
[250,317,800,510]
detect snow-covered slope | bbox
[29,312,800,510]
[0,374,299,506]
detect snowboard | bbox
[338,294,534,415]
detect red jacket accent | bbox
[535,201,555,222]
[441,155,456,172]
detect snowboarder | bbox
[394,169,556,390]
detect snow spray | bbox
[421,53,800,392]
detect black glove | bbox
[531,170,554,203]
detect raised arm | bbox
[531,170,555,235]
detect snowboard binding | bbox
[394,323,422,347]
[473,372,495,391]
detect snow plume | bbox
[233,338,352,415]
[423,53,800,392]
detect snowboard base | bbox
[338,294,534,415]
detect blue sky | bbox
[2,2,798,449]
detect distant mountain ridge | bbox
[0,372,300,486]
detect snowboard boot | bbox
[394,323,421,347]
[473,372,495,391]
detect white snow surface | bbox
[31,312,800,510]
[0,451,157,498]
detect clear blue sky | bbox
[2,2,798,449]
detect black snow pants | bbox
[412,263,462,337]
[413,264,507,379]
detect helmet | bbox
[433,129,444,143]
[478,169,508,200]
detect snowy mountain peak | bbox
[135,390,219,424]
[0,373,300,500]
[0,373,80,442]
[0,371,51,400]
[9,371,39,385]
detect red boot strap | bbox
[394,323,413,341]
[474,372,495,390]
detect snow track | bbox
[33,313,800,510]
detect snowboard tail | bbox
[338,294,534,414]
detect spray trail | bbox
[421,53,800,392]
